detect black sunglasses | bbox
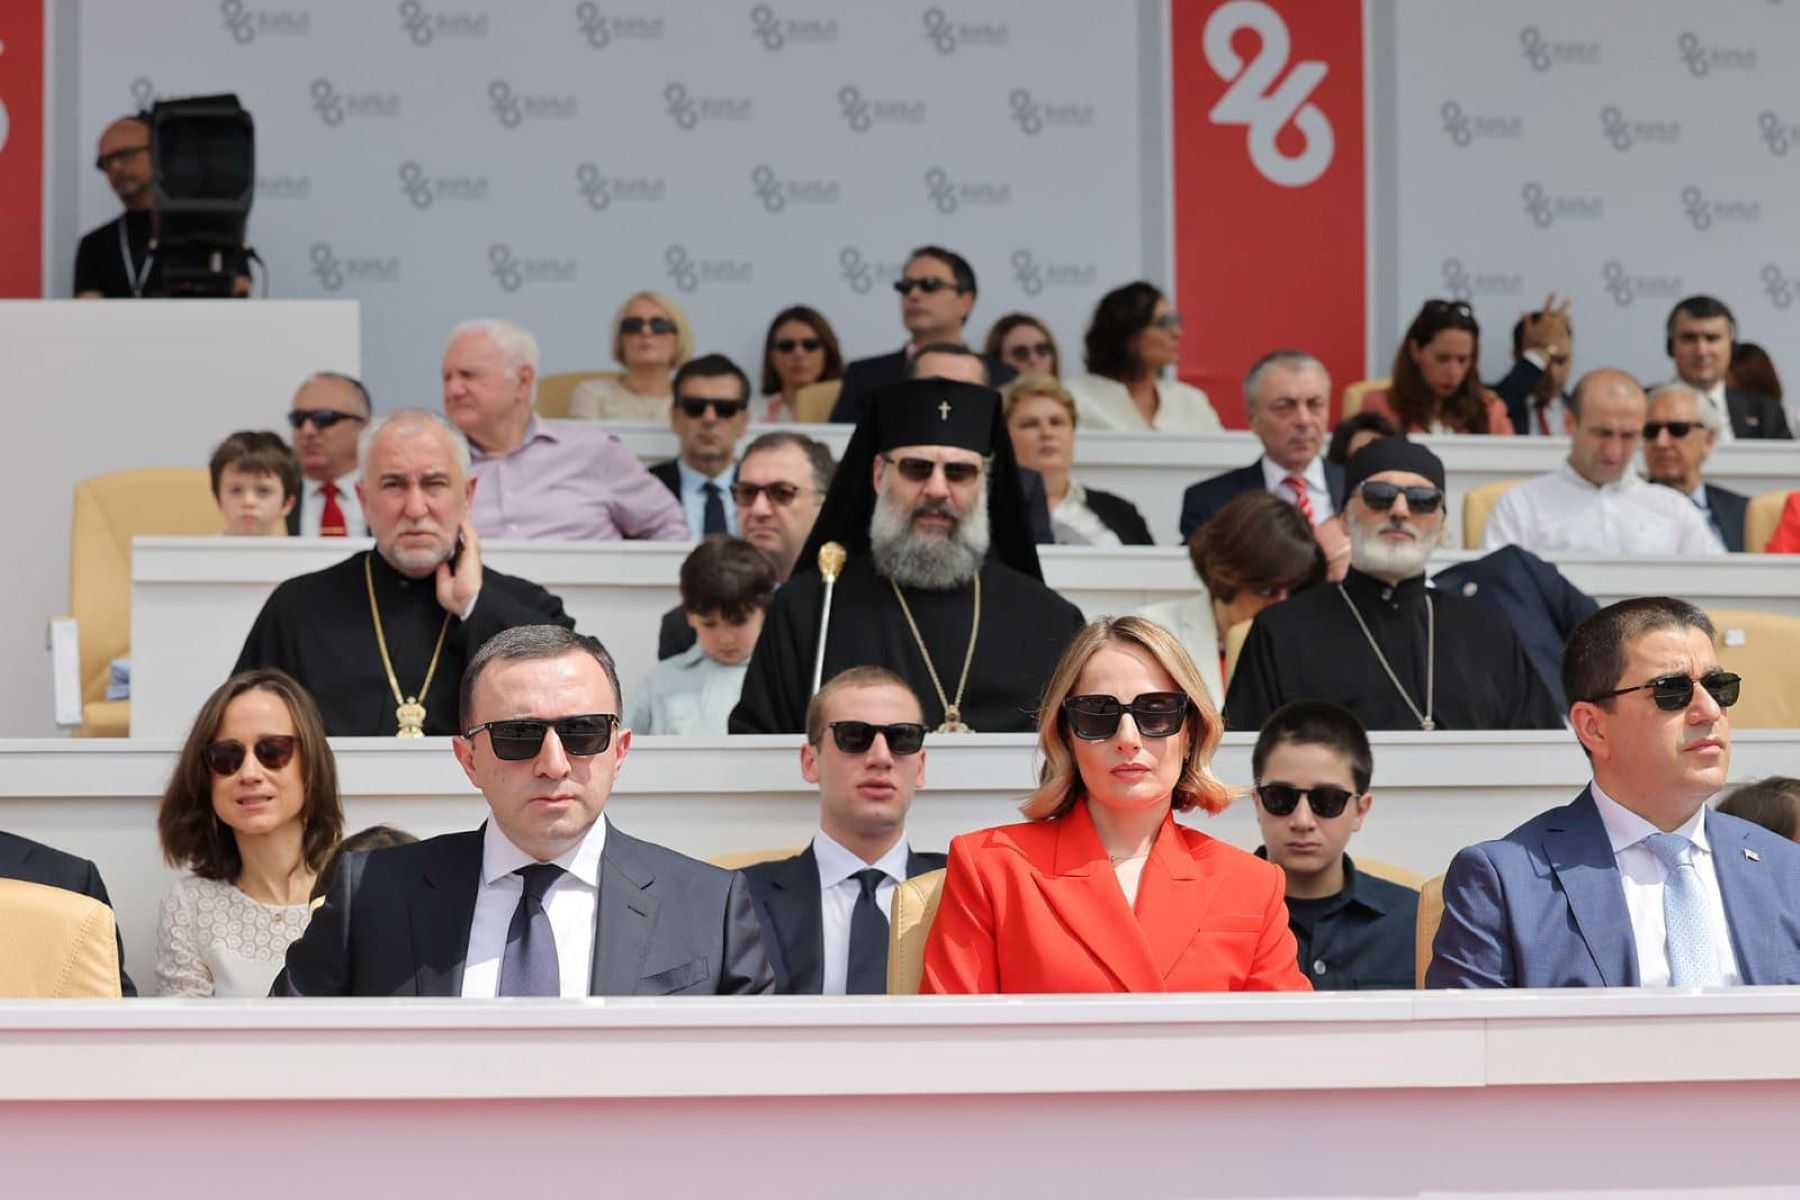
[204,735,298,776]
[95,145,149,171]
[882,454,983,484]
[464,714,619,760]
[1644,421,1700,440]
[620,316,677,336]
[893,277,960,296]
[828,720,926,756]
[1588,670,1741,712]
[676,397,747,420]
[774,337,822,353]
[287,409,367,432]
[1255,782,1358,819]
[1007,341,1054,362]
[1358,481,1444,514]
[1062,692,1190,741]
[731,480,807,507]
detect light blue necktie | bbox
[1641,832,1723,987]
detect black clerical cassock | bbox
[234,549,574,737]
[729,380,1085,734]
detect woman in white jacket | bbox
[1063,281,1221,433]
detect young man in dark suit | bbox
[647,354,753,537]
[0,831,135,995]
[1642,382,1749,551]
[742,667,945,994]
[1665,295,1792,441]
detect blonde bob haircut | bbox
[1021,616,1230,821]
[611,290,695,369]
[1002,374,1078,429]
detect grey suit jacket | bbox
[271,820,774,996]
[1427,788,1800,987]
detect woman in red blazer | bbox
[921,616,1310,994]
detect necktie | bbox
[844,868,889,995]
[701,481,727,535]
[1641,833,1724,987]
[498,863,564,997]
[1283,475,1316,525]
[318,482,347,537]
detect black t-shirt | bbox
[73,211,160,297]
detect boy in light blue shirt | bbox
[628,536,776,734]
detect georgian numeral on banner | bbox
[1203,1,1334,187]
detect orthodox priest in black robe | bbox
[1225,438,1563,733]
[233,410,574,737]
[730,379,1085,734]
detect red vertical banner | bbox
[1171,0,1365,427]
[0,1,45,296]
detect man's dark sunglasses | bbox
[893,278,961,296]
[95,145,149,172]
[774,337,822,353]
[465,714,619,760]
[828,720,926,756]
[1062,692,1190,741]
[676,397,747,420]
[288,409,368,432]
[1644,421,1700,440]
[205,735,298,776]
[731,480,807,507]
[1255,782,1357,819]
[620,316,677,336]
[882,455,982,484]
[1588,670,1741,712]
[1359,481,1444,514]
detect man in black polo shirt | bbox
[1251,701,1418,990]
[75,115,160,298]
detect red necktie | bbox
[1284,475,1316,525]
[318,482,347,537]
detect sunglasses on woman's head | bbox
[1423,298,1475,318]
[882,455,983,484]
[1588,670,1741,712]
[619,316,676,336]
[774,337,822,353]
[204,735,298,776]
[828,720,926,756]
[1255,782,1357,819]
[464,714,619,760]
[1062,692,1190,741]
[1358,481,1444,514]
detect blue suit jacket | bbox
[1431,545,1597,713]
[1428,789,1800,987]
[1178,459,1346,541]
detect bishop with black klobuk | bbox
[1225,438,1563,733]
[730,379,1085,734]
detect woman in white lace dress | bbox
[155,669,344,997]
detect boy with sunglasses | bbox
[741,667,945,994]
[1251,701,1417,990]
[628,536,774,734]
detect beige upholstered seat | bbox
[1357,858,1425,891]
[1745,489,1790,554]
[1461,478,1525,548]
[707,846,804,871]
[793,380,842,424]
[1708,610,1800,728]
[0,878,122,998]
[886,868,946,995]
[534,371,620,419]
[1414,874,1445,988]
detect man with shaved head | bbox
[74,115,158,297]
[1482,369,1724,557]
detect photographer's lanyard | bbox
[117,219,154,297]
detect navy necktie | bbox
[498,863,564,996]
[701,481,727,535]
[845,868,890,995]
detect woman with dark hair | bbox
[1136,491,1326,707]
[759,305,844,423]
[984,312,1061,379]
[1326,411,1399,466]
[155,668,344,996]
[1064,281,1221,433]
[1361,299,1513,434]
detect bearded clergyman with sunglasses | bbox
[1226,438,1563,733]
[1429,598,1800,988]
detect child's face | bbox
[217,464,294,536]
[685,608,765,666]
[1253,740,1370,885]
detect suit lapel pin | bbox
[1745,848,1761,862]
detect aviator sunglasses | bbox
[828,721,927,756]
[204,735,298,776]
[1254,782,1358,819]
[619,316,677,336]
[1358,481,1444,514]
[1588,670,1741,712]
[287,409,367,432]
[731,480,807,507]
[464,714,620,760]
[1062,692,1190,741]
[774,337,822,353]
[882,455,983,484]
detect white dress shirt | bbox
[298,470,363,537]
[1259,453,1336,524]
[1483,462,1726,556]
[1064,373,1222,433]
[813,830,911,997]
[1700,381,1734,445]
[460,817,607,998]
[1590,781,1742,987]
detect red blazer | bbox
[920,800,1311,994]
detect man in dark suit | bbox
[1642,382,1748,551]
[829,245,1014,425]
[1429,597,1800,987]
[0,831,135,995]
[646,354,752,538]
[273,625,773,996]
[1179,350,1347,540]
[1493,297,1574,436]
[1431,544,1598,712]
[1665,295,1792,441]
[742,667,945,994]
[284,372,371,537]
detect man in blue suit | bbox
[1429,597,1800,987]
